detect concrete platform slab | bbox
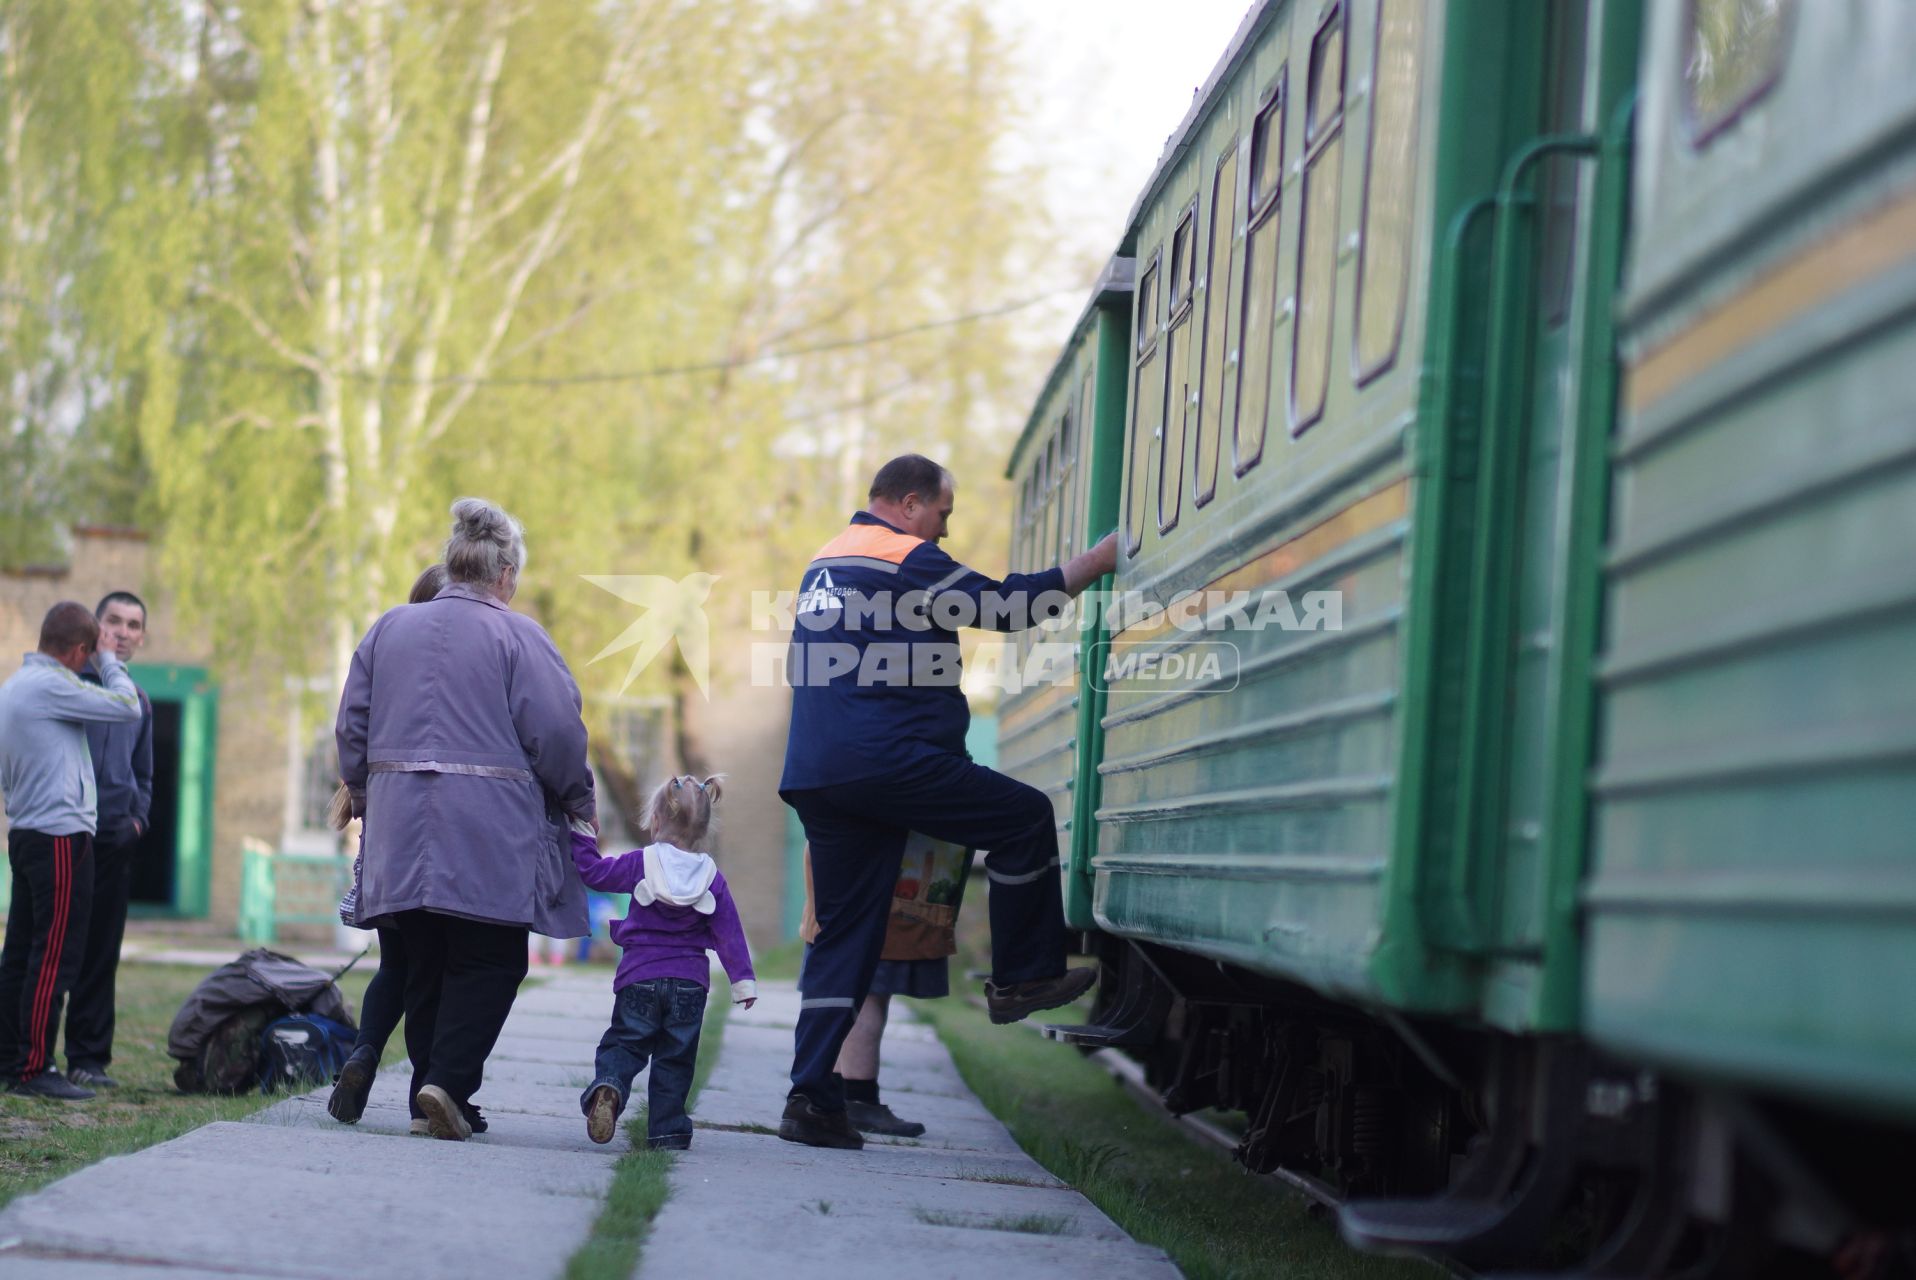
[0,970,1177,1280]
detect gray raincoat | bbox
[335,582,595,937]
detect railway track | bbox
[1079,1044,1474,1280]
[959,992,1472,1278]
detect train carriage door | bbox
[1446,0,1638,1030]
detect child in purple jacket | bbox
[571,774,756,1149]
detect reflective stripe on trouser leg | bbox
[980,802,1068,989]
[984,857,1060,886]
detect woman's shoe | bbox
[416,1084,472,1141]
[327,1046,378,1124]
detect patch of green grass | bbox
[564,1147,675,1278]
[912,1208,1073,1236]
[699,1119,776,1136]
[989,1213,1073,1236]
[563,979,734,1280]
[0,960,378,1211]
[948,1169,1054,1187]
[911,996,1428,1280]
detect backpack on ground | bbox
[257,1012,360,1094]
[168,947,361,1095]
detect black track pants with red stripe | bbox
[0,829,93,1081]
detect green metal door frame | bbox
[131,664,218,919]
[1377,0,1642,1026]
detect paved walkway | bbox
[0,973,1177,1279]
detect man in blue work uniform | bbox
[778,453,1118,1149]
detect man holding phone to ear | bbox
[64,591,156,1090]
[0,601,143,1100]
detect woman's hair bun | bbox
[451,496,507,540]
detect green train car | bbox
[1000,0,1916,1273]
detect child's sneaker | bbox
[646,1133,691,1151]
[585,1084,621,1145]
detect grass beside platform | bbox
[563,978,735,1280]
[912,995,1429,1280]
[0,960,378,1211]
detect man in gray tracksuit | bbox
[0,601,142,1100]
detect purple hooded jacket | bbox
[570,832,756,1000]
[336,582,594,936]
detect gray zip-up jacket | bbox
[0,652,143,836]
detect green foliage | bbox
[7,0,1074,726]
[0,1,197,566]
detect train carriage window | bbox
[1235,75,1286,476]
[1292,7,1345,436]
[1047,436,1063,572]
[1124,253,1164,556]
[1195,141,1238,507]
[1057,403,1077,560]
[1012,472,1024,575]
[1686,0,1791,144]
[1354,0,1425,380]
[1015,469,1035,574]
[1073,367,1095,555]
[1537,0,1590,326]
[1159,205,1198,534]
[1024,467,1041,572]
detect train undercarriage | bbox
[1055,935,1916,1279]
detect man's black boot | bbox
[984,967,1098,1025]
[779,1093,864,1150]
[846,1099,926,1138]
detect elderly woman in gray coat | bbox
[336,497,594,1140]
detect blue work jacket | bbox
[779,511,1066,792]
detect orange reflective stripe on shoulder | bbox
[810,522,922,566]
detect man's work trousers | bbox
[0,830,94,1080]
[783,750,1067,1111]
[65,831,136,1072]
[398,909,530,1109]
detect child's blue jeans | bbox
[581,977,706,1146]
